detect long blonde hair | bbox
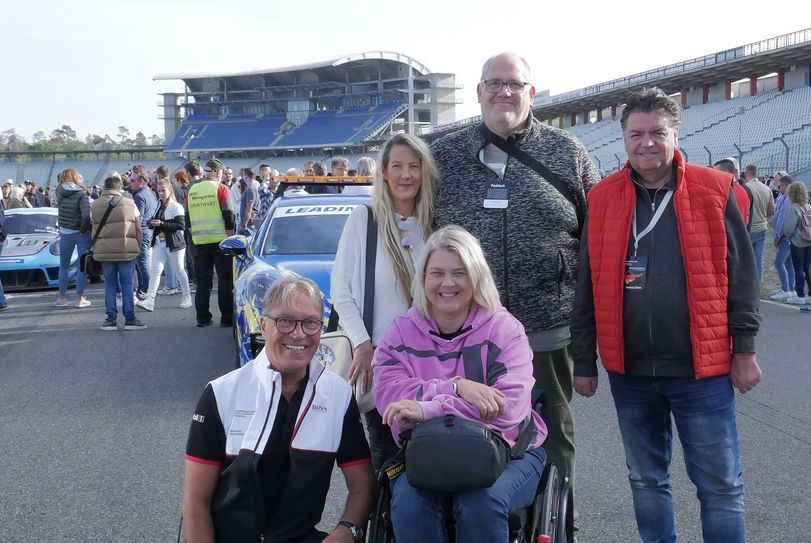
[371,134,439,304]
[157,178,176,203]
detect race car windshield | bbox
[262,214,350,255]
[4,214,59,235]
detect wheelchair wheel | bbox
[532,463,561,543]
[368,472,396,542]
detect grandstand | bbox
[154,51,461,154]
[5,31,811,187]
[428,28,811,182]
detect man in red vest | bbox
[571,87,762,543]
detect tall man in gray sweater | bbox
[431,52,600,538]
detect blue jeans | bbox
[163,257,179,289]
[607,373,745,543]
[750,229,766,284]
[774,237,795,292]
[102,260,136,321]
[390,447,545,542]
[135,228,153,294]
[58,231,92,296]
[789,243,811,297]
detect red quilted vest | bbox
[587,152,732,378]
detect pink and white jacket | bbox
[373,304,547,452]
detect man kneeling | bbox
[182,277,375,543]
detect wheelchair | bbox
[367,391,570,543]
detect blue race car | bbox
[0,207,78,289]
[221,183,370,366]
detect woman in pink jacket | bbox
[373,225,547,542]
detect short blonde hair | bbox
[787,182,809,206]
[57,168,83,185]
[261,276,323,316]
[356,156,376,177]
[412,226,501,317]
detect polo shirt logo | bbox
[311,404,328,412]
[192,414,205,423]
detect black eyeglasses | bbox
[481,79,529,94]
[265,316,322,335]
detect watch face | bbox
[340,521,363,541]
[351,525,364,540]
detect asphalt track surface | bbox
[0,286,808,542]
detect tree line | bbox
[1,125,165,159]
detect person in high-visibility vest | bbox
[186,158,235,327]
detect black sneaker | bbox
[101,319,117,331]
[220,319,233,328]
[197,320,213,327]
[124,318,147,330]
[135,291,148,301]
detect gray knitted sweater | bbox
[431,117,600,334]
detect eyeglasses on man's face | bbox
[481,79,529,94]
[265,315,322,336]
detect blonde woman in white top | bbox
[331,133,439,470]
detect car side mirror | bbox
[219,235,249,260]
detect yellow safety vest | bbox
[188,180,227,244]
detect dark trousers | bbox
[185,230,196,282]
[193,242,233,325]
[364,407,398,473]
[790,242,811,297]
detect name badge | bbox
[624,256,647,290]
[483,183,508,209]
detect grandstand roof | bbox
[534,28,811,117]
[153,51,431,82]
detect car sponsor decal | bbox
[279,205,357,216]
[0,258,26,263]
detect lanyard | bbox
[632,190,673,256]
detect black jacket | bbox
[150,201,186,251]
[56,184,91,233]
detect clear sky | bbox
[4,0,804,141]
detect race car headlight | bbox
[49,242,60,255]
[246,274,276,317]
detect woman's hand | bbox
[148,219,161,228]
[348,341,374,394]
[382,399,424,426]
[454,378,506,422]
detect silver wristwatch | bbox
[337,520,364,542]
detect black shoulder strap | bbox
[478,123,584,234]
[90,196,120,250]
[326,204,377,334]
[362,204,377,336]
[740,181,754,230]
